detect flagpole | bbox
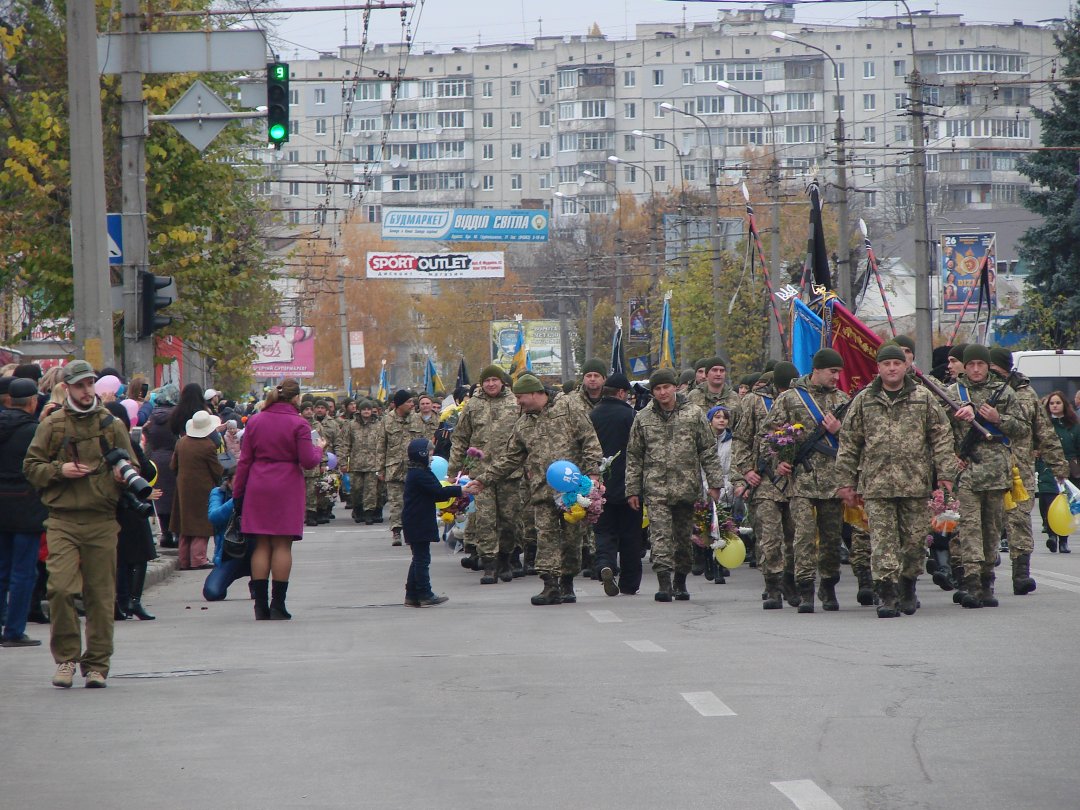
[860,220,897,338]
[742,184,789,358]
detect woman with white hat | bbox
[169,410,224,570]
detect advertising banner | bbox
[366,251,505,280]
[382,208,548,242]
[251,326,315,378]
[154,336,184,387]
[941,232,996,314]
[628,298,649,339]
[348,330,365,370]
[490,320,566,378]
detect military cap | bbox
[948,344,968,361]
[812,348,845,370]
[892,335,916,353]
[63,359,97,384]
[703,355,728,371]
[479,364,506,383]
[512,374,545,394]
[8,378,38,400]
[392,389,413,407]
[962,344,991,366]
[678,369,696,386]
[604,373,632,391]
[649,368,678,388]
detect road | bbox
[2,509,1078,810]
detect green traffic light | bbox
[269,123,287,142]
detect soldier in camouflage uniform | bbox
[312,400,339,520]
[337,399,357,504]
[765,349,850,613]
[835,344,958,617]
[417,394,440,446]
[467,374,602,606]
[375,390,425,546]
[989,347,1069,595]
[946,344,1029,608]
[732,361,800,609]
[448,366,522,584]
[625,368,724,602]
[340,400,382,524]
[300,400,324,526]
[567,358,609,576]
[688,356,741,429]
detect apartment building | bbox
[266,6,1059,232]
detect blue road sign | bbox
[382,208,549,242]
[107,213,123,265]
[629,356,650,375]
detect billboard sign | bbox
[348,330,365,370]
[490,319,568,378]
[941,232,996,314]
[251,326,316,378]
[366,251,505,280]
[382,208,549,242]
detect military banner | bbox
[941,232,996,314]
[829,301,882,394]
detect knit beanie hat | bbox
[764,359,778,373]
[892,335,916,353]
[706,405,729,422]
[988,347,1013,371]
[479,365,506,383]
[678,369,696,386]
[392,389,413,408]
[512,374,545,394]
[948,344,968,361]
[693,357,710,371]
[876,344,907,363]
[813,348,845,370]
[580,358,608,377]
[962,344,991,365]
[649,368,678,388]
[772,361,799,391]
[703,355,728,371]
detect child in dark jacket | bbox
[402,438,462,607]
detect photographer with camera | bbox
[23,360,139,689]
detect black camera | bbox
[103,448,152,499]
[119,490,154,518]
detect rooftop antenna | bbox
[538,17,543,38]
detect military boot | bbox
[1012,554,1036,595]
[364,510,375,526]
[876,580,899,618]
[932,562,956,591]
[979,573,999,607]
[691,545,707,576]
[580,548,595,579]
[560,575,576,603]
[854,566,876,606]
[960,574,983,608]
[479,557,497,585]
[510,550,526,578]
[818,576,840,611]
[762,575,784,610]
[951,565,967,603]
[782,571,802,607]
[524,543,538,575]
[459,550,477,569]
[654,571,673,602]
[531,576,562,606]
[899,576,918,615]
[797,579,816,613]
[672,572,690,601]
[305,510,319,527]
[496,552,513,583]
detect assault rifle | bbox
[791,399,852,474]
[913,368,996,452]
[955,369,1016,463]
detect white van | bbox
[1012,350,1080,400]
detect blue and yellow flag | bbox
[375,361,389,403]
[424,357,445,396]
[508,322,529,380]
[658,293,675,370]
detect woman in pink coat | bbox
[233,378,324,620]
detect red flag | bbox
[829,301,883,394]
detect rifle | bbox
[914,368,995,445]
[956,369,1016,463]
[791,399,852,474]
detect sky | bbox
[266,0,1072,58]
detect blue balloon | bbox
[430,456,449,480]
[546,460,581,493]
[466,498,477,514]
[326,452,338,471]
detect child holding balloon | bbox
[401,439,463,607]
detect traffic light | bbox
[267,61,289,147]
[139,270,174,338]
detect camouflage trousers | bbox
[957,487,1006,578]
[305,475,318,513]
[849,524,871,571]
[750,497,794,577]
[533,500,583,578]
[519,480,537,550]
[385,480,405,530]
[1005,497,1035,559]
[471,480,522,558]
[864,497,929,584]
[789,497,844,582]
[645,500,695,575]
[349,471,379,513]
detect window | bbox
[362,204,381,223]
[937,52,1025,74]
[894,92,906,110]
[624,164,636,183]
[682,68,695,85]
[895,191,910,210]
[725,63,763,81]
[510,112,522,128]
[289,119,298,135]
[863,94,876,111]
[344,117,353,133]
[863,60,876,79]
[286,211,299,225]
[538,79,552,95]
[652,69,664,86]
[510,80,521,96]
[580,132,613,151]
[315,181,327,195]
[289,89,299,105]
[654,164,666,182]
[539,110,552,127]
[287,181,300,196]
[834,95,845,111]
[581,100,607,118]
[864,191,877,209]
[732,95,762,113]
[863,126,876,143]
[833,62,846,80]
[314,88,326,104]
[357,116,379,131]
[437,111,465,128]
[696,96,724,115]
[510,143,522,159]
[926,153,940,172]
[784,125,822,144]
[315,118,327,135]
[785,93,815,111]
[390,174,418,191]
[624,102,637,120]
[559,102,575,120]
[539,142,551,158]
[624,133,637,151]
[511,174,522,190]
[698,63,724,82]
[623,70,636,87]
[357,82,381,100]
[481,112,494,128]
[863,159,876,177]
[482,81,493,97]
[654,102,667,118]
[682,163,696,181]
[558,69,578,89]
[729,127,764,146]
[438,79,470,97]
[894,125,909,142]
[482,143,494,160]
[482,175,494,190]
[558,133,578,152]
[389,112,419,130]
[286,149,299,162]
[316,149,327,162]
[652,133,665,151]
[893,59,906,76]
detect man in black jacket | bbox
[589,373,643,596]
[0,378,48,646]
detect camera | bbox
[103,448,152,499]
[119,490,154,518]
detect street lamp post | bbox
[553,191,594,359]
[607,156,659,321]
[633,130,689,277]
[717,80,784,359]
[770,31,853,304]
[661,102,724,354]
[582,167,629,332]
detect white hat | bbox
[186,410,222,439]
[203,388,220,401]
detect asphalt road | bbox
[2,510,1078,810]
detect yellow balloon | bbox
[1048,493,1074,537]
[435,481,454,511]
[641,506,649,529]
[714,537,746,568]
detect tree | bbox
[1006,8,1080,349]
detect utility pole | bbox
[67,0,115,369]
[834,113,853,303]
[909,69,934,371]
[121,0,151,375]
[338,262,351,391]
[769,158,783,358]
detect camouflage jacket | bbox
[764,375,850,500]
[687,384,741,430]
[375,410,426,482]
[314,415,340,456]
[303,415,324,480]
[340,415,380,472]
[479,392,602,504]
[1002,373,1068,491]
[625,398,724,505]
[835,376,957,499]
[731,390,788,503]
[947,373,1028,492]
[447,387,521,479]
[418,413,439,445]
[567,387,603,416]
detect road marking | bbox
[1032,567,1080,584]
[1031,568,1080,594]
[681,691,736,716]
[771,779,844,809]
[587,610,622,623]
[624,640,665,653]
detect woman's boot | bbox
[129,562,156,620]
[114,563,131,619]
[269,580,292,620]
[252,579,271,620]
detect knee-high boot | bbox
[129,562,155,620]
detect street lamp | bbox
[608,155,660,325]
[632,130,689,276]
[553,192,595,359]
[660,101,724,354]
[717,79,783,358]
[770,30,853,304]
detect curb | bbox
[146,548,179,590]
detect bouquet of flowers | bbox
[761,422,807,466]
[316,471,340,499]
[437,474,476,525]
[692,499,739,549]
[553,479,606,525]
[462,447,485,475]
[928,487,960,535]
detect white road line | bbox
[680,691,736,717]
[771,779,844,810]
[1031,567,1080,585]
[624,640,665,653]
[587,609,622,623]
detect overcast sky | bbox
[267,0,1071,58]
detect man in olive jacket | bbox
[23,361,137,689]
